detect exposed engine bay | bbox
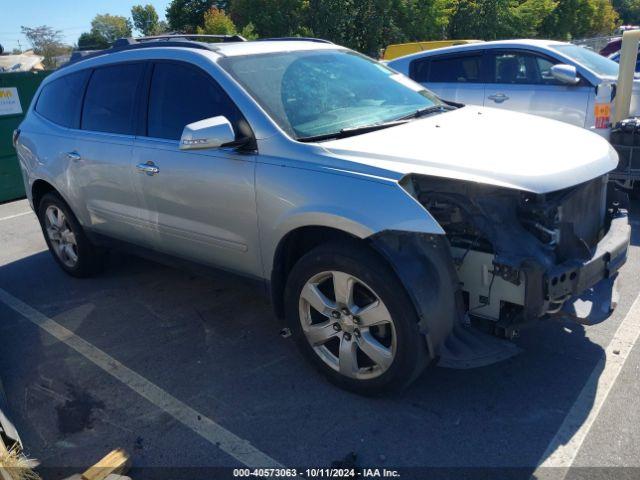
[400,173,630,332]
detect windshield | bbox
[552,44,620,77]
[220,49,442,140]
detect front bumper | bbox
[546,213,630,300]
[543,211,630,323]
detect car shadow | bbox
[0,247,619,476]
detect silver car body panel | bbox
[16,41,619,282]
[320,106,618,193]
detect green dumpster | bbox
[0,71,50,203]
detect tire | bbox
[37,192,105,278]
[284,241,428,395]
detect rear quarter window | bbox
[35,70,89,128]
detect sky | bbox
[0,0,173,53]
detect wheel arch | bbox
[271,224,464,360]
[30,178,87,227]
[31,179,59,210]
[265,178,449,323]
[368,230,464,356]
[270,225,363,320]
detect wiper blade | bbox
[297,119,408,142]
[396,105,454,121]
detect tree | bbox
[229,0,307,38]
[449,0,521,40]
[77,31,110,50]
[240,22,259,39]
[131,4,160,36]
[20,25,68,69]
[393,0,454,42]
[512,0,558,37]
[539,0,617,39]
[90,14,133,43]
[197,7,238,34]
[590,0,619,34]
[155,20,171,34]
[166,0,217,32]
[614,0,640,24]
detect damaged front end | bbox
[402,173,630,333]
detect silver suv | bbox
[15,35,630,394]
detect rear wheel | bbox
[284,242,428,394]
[37,192,105,277]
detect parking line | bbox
[0,288,282,468]
[0,211,32,222]
[533,294,640,477]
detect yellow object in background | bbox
[381,40,483,60]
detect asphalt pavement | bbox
[0,198,639,480]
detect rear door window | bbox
[35,70,90,128]
[427,55,482,83]
[147,62,242,141]
[81,63,145,135]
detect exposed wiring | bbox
[468,270,496,313]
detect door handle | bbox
[136,161,160,176]
[66,151,81,161]
[488,93,509,103]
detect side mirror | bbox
[179,116,235,150]
[550,64,580,85]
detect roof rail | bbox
[135,34,247,43]
[63,41,214,67]
[62,35,328,69]
[256,37,333,44]
[63,34,248,68]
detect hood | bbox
[321,106,617,194]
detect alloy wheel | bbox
[298,270,397,380]
[44,205,78,268]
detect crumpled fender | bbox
[368,230,464,357]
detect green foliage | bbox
[539,0,618,38]
[90,14,133,43]
[77,13,133,52]
[229,0,308,37]
[304,0,402,55]
[77,31,110,50]
[131,4,160,35]
[197,7,238,34]
[394,0,455,42]
[449,0,538,40]
[240,22,259,39]
[62,0,630,63]
[512,0,558,37]
[155,20,171,33]
[227,0,612,54]
[614,0,640,24]
[166,0,217,32]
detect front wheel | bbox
[284,242,428,394]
